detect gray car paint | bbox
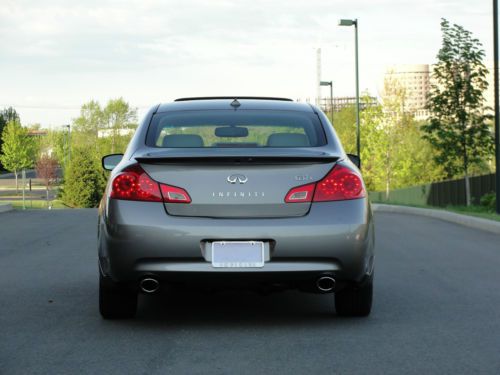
[98,99,374,289]
[143,162,336,218]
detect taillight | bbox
[160,184,191,203]
[110,164,162,202]
[285,164,365,203]
[284,183,315,203]
[313,164,365,201]
[110,164,191,203]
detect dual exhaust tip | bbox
[140,275,335,293]
[139,277,160,294]
[316,276,336,292]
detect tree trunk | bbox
[464,173,471,206]
[14,170,18,194]
[463,132,471,206]
[385,177,390,200]
[385,150,391,200]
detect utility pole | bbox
[494,0,500,214]
[339,18,361,159]
[355,21,360,158]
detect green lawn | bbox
[0,185,48,190]
[5,199,69,210]
[4,195,499,219]
[444,205,500,222]
[373,201,500,222]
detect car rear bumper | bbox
[98,198,375,284]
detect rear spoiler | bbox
[135,155,339,165]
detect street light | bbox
[339,18,360,160]
[320,80,334,124]
[493,0,500,214]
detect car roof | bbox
[156,97,315,113]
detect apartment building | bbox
[384,64,430,117]
[384,63,494,120]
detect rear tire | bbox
[99,272,137,319]
[335,276,373,317]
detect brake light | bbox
[110,164,191,203]
[313,165,365,201]
[285,164,365,203]
[110,164,162,202]
[160,184,191,203]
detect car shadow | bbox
[125,288,369,328]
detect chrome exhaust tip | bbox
[316,276,336,292]
[140,277,160,294]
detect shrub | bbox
[480,192,496,212]
[62,148,107,208]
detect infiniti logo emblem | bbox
[227,174,248,184]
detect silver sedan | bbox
[98,97,375,319]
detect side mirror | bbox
[102,154,123,171]
[347,154,361,169]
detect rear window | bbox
[146,110,327,148]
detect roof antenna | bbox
[230,99,241,108]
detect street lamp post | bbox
[320,80,334,124]
[494,0,500,214]
[339,18,360,159]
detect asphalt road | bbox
[1,209,500,374]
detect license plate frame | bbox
[211,241,265,268]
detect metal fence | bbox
[369,173,496,207]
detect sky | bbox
[0,0,495,127]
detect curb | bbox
[373,204,500,235]
[0,203,13,214]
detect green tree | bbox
[358,103,386,191]
[0,120,36,191]
[71,98,137,159]
[102,98,137,154]
[395,120,444,189]
[63,98,137,207]
[377,75,442,196]
[72,100,104,151]
[62,147,107,208]
[1,107,20,123]
[422,19,494,205]
[332,106,357,155]
[35,154,59,205]
[0,107,20,171]
[38,129,67,167]
[377,76,408,197]
[351,85,442,195]
[0,118,5,172]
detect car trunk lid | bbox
[137,149,339,218]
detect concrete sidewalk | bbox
[373,203,500,234]
[0,203,13,213]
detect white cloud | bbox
[0,0,494,125]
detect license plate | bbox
[212,241,265,268]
